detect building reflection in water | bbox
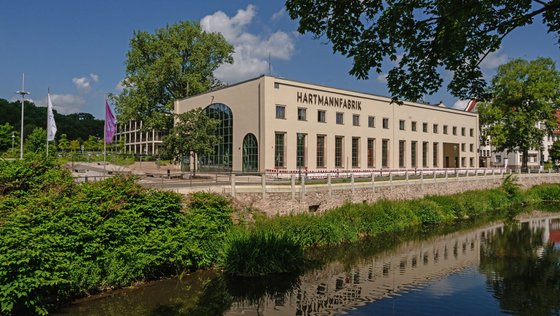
[225,215,560,316]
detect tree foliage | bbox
[0,159,233,314]
[162,108,220,174]
[285,0,560,101]
[549,140,560,163]
[0,98,103,144]
[479,58,560,169]
[113,21,234,132]
[0,123,15,153]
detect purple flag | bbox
[105,101,116,144]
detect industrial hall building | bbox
[175,75,479,174]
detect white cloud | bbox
[271,8,286,21]
[452,99,470,110]
[72,73,99,93]
[200,5,295,83]
[89,73,99,82]
[479,50,508,69]
[115,79,125,92]
[37,94,87,114]
[376,73,388,83]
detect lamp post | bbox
[297,133,303,183]
[16,74,29,160]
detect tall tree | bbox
[113,21,234,133]
[0,123,15,153]
[480,58,560,170]
[549,140,560,164]
[58,133,70,155]
[285,0,560,101]
[161,108,220,176]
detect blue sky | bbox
[1,1,558,119]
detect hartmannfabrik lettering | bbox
[297,91,362,111]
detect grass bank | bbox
[220,176,560,276]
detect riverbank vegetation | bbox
[1,159,560,314]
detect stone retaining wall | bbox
[232,174,560,216]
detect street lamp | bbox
[16,74,30,160]
[297,133,303,183]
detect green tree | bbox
[480,58,560,170]
[83,135,99,152]
[24,128,47,155]
[285,0,560,101]
[0,123,15,153]
[549,140,560,164]
[69,139,80,153]
[162,108,220,175]
[58,133,70,156]
[113,21,234,133]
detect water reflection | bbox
[55,214,560,316]
[479,217,560,315]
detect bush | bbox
[222,230,304,276]
[0,159,234,315]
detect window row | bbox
[274,133,476,169]
[276,105,475,137]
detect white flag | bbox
[47,93,57,141]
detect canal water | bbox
[56,213,560,315]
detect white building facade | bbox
[175,76,479,174]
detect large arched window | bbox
[242,133,258,172]
[199,103,233,172]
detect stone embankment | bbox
[229,173,560,216]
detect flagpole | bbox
[46,88,50,157]
[104,98,107,174]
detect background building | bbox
[116,120,163,156]
[479,111,560,170]
[175,76,479,174]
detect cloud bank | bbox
[200,5,295,83]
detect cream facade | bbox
[175,76,479,174]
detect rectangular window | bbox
[423,122,428,133]
[296,133,306,167]
[297,108,307,121]
[422,141,429,167]
[316,135,326,168]
[368,116,375,128]
[353,114,360,126]
[461,143,466,152]
[411,141,417,168]
[470,143,474,152]
[275,105,285,119]
[352,137,360,168]
[433,124,438,134]
[462,127,466,136]
[383,118,389,129]
[412,121,417,131]
[335,136,344,168]
[336,112,344,125]
[461,157,466,167]
[382,139,390,168]
[470,157,474,167]
[367,138,375,168]
[399,140,406,168]
[399,120,405,130]
[318,110,326,123]
[453,126,457,135]
[470,128,474,137]
[274,133,285,167]
[433,142,439,167]
[443,125,448,134]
